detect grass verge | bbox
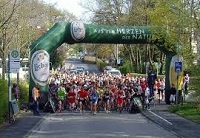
[169,102,200,123]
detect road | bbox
[26,111,178,138]
[25,58,178,138]
[65,57,100,73]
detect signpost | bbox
[175,61,182,74]
[8,49,20,123]
[175,61,182,106]
[10,49,20,73]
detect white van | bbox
[107,69,122,77]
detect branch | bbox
[193,12,200,31]
[0,0,17,28]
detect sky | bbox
[43,0,86,18]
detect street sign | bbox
[10,50,20,60]
[9,50,20,73]
[175,61,182,73]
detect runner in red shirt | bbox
[117,86,125,113]
[67,87,76,111]
[77,85,88,113]
[140,78,147,107]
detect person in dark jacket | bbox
[147,68,157,98]
[170,84,176,105]
[12,83,19,101]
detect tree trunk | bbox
[136,47,139,73]
[1,53,6,80]
[1,27,7,80]
[124,44,136,72]
[130,45,136,72]
[196,35,200,65]
[138,46,142,73]
[159,52,164,75]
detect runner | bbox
[96,85,104,112]
[67,87,76,111]
[57,85,67,112]
[117,86,125,113]
[77,85,88,113]
[103,86,111,113]
[90,86,99,115]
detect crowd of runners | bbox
[46,70,165,115]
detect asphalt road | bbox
[65,57,100,73]
[25,58,178,138]
[26,110,178,138]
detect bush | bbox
[0,79,29,125]
[18,81,29,108]
[0,79,8,124]
[118,63,132,74]
[96,59,107,71]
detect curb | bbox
[23,113,48,138]
[141,110,182,138]
[0,110,30,129]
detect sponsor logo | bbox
[71,21,85,41]
[31,50,49,86]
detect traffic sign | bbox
[10,50,20,60]
[175,61,182,73]
[9,49,20,73]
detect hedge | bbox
[18,81,29,109]
[0,79,29,125]
[0,79,8,124]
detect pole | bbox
[176,4,181,107]
[116,44,119,67]
[8,53,11,124]
[17,72,19,86]
[176,73,179,106]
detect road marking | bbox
[149,111,173,125]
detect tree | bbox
[0,0,20,80]
[0,0,75,80]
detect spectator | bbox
[144,86,150,109]
[32,83,40,115]
[12,83,19,101]
[183,74,189,94]
[147,68,157,98]
[170,84,176,105]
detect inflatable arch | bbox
[29,22,183,103]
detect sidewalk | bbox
[141,100,200,138]
[0,111,45,138]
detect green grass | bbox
[169,102,200,123]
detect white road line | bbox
[149,111,173,126]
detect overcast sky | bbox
[43,0,86,18]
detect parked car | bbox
[69,69,77,74]
[76,66,85,73]
[103,66,113,73]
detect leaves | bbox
[0,0,76,79]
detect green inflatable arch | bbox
[29,22,182,104]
